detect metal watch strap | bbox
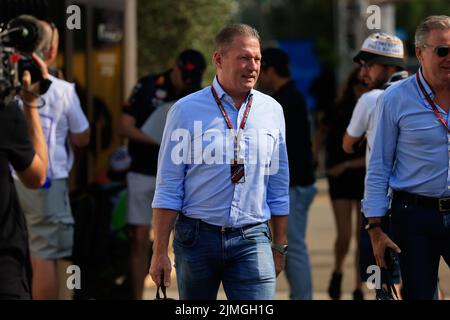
[271,243,288,254]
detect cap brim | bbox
[353,51,405,68]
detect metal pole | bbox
[124,0,137,96]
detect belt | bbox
[177,213,266,232]
[393,191,450,212]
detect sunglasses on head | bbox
[423,44,450,58]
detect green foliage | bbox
[236,0,337,66]
[137,0,236,82]
[396,0,450,56]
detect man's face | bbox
[359,62,389,89]
[416,28,450,86]
[213,35,261,97]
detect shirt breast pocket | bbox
[244,128,278,165]
[402,120,444,147]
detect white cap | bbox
[354,33,405,68]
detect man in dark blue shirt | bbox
[258,47,317,300]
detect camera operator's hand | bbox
[20,53,49,105]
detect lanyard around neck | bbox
[210,84,253,161]
[416,72,450,134]
[210,85,253,131]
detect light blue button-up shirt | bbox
[363,69,450,217]
[152,77,289,227]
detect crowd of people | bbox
[0,12,449,300]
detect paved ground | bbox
[143,178,450,300]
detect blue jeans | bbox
[285,184,317,300]
[173,215,276,300]
[391,196,450,300]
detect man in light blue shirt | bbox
[149,24,289,300]
[363,15,450,299]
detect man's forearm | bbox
[126,126,158,145]
[152,208,178,254]
[24,106,48,171]
[270,215,288,244]
[348,157,366,169]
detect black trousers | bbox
[0,257,31,300]
[390,195,450,300]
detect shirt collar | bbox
[387,70,408,84]
[417,67,435,99]
[212,76,227,100]
[211,76,254,106]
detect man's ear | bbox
[49,46,57,62]
[213,51,222,70]
[415,46,423,64]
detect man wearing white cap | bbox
[362,16,450,299]
[343,32,408,158]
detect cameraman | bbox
[13,17,90,300]
[0,54,49,299]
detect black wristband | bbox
[365,222,382,231]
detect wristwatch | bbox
[271,243,288,255]
[365,222,382,231]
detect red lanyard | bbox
[416,72,450,133]
[211,84,253,161]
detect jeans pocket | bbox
[173,220,199,248]
[241,224,271,243]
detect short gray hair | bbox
[215,24,260,53]
[415,15,450,47]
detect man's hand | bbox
[20,53,49,103]
[272,250,286,277]
[149,209,178,288]
[368,227,401,269]
[149,253,172,287]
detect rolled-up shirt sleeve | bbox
[362,92,398,217]
[152,102,187,211]
[267,107,289,216]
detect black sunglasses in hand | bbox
[154,275,175,300]
[423,44,450,58]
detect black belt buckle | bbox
[220,226,233,232]
[438,197,450,212]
